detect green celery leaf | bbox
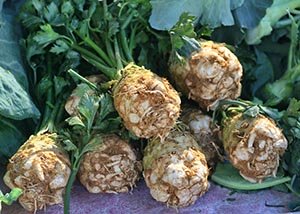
[61,1,75,17]
[81,136,103,154]
[53,76,69,97]
[78,94,99,131]
[149,0,244,30]
[50,40,70,54]
[0,67,40,120]
[65,116,85,128]
[245,0,300,44]
[98,93,115,121]
[94,117,122,133]
[33,24,61,46]
[212,162,291,190]
[63,139,78,152]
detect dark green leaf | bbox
[62,139,78,152]
[43,2,59,23]
[33,24,61,46]
[81,136,103,154]
[98,93,115,121]
[50,40,70,54]
[211,25,245,46]
[61,1,74,17]
[94,117,121,133]
[0,67,40,120]
[212,162,291,190]
[245,0,300,44]
[233,0,272,29]
[65,116,85,128]
[78,94,99,131]
[53,76,69,97]
[0,117,26,163]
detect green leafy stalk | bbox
[263,15,300,106]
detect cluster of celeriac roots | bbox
[4,41,289,211]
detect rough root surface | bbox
[223,113,288,183]
[181,107,223,170]
[79,134,142,193]
[113,64,181,139]
[169,41,242,111]
[65,75,105,116]
[143,129,209,207]
[4,133,71,212]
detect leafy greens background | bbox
[0,0,39,164]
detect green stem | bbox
[81,54,117,79]
[121,12,135,30]
[129,25,137,54]
[67,69,98,90]
[71,44,106,65]
[38,89,54,132]
[120,29,133,62]
[114,38,124,71]
[105,36,116,66]
[74,31,113,67]
[63,160,81,214]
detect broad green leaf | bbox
[0,67,40,120]
[0,117,26,163]
[212,162,291,190]
[149,0,244,30]
[233,0,272,29]
[0,2,29,89]
[246,0,300,44]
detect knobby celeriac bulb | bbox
[181,107,222,169]
[222,113,288,183]
[169,41,243,111]
[78,134,142,193]
[4,133,71,213]
[113,64,181,139]
[143,129,209,207]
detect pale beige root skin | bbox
[181,107,222,170]
[143,129,209,207]
[222,113,288,183]
[113,64,181,139]
[65,75,106,115]
[4,133,71,212]
[169,41,242,111]
[78,134,142,194]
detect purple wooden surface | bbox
[1,177,297,214]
